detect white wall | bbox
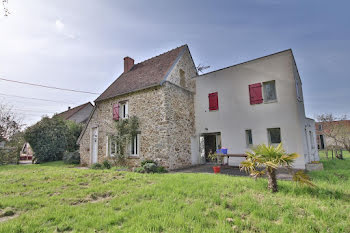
[193,50,309,169]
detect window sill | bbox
[128,156,140,159]
[264,100,277,104]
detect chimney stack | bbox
[124,57,134,73]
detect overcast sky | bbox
[0,0,349,126]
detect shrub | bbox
[156,166,168,173]
[65,121,83,152]
[143,162,158,173]
[135,160,167,173]
[91,163,103,169]
[63,151,80,164]
[141,159,158,167]
[134,167,145,173]
[24,117,69,163]
[103,160,111,169]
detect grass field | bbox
[0,153,349,233]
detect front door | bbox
[91,127,98,164]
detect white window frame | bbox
[263,80,277,103]
[106,136,119,157]
[120,101,129,119]
[130,133,140,157]
[267,128,281,145]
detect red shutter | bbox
[249,83,263,105]
[208,92,219,111]
[113,103,120,120]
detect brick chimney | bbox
[124,57,134,73]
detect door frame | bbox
[90,127,98,164]
[199,132,221,163]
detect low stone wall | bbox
[305,163,324,171]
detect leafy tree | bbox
[240,143,314,192]
[24,116,69,163]
[65,120,83,152]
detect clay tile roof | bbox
[56,102,92,120]
[95,45,187,102]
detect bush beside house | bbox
[24,116,82,164]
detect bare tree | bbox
[0,103,22,140]
[317,114,350,159]
[2,0,9,16]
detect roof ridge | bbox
[56,102,92,119]
[132,44,187,67]
[196,49,292,77]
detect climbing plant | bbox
[109,116,139,165]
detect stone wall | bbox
[79,46,197,170]
[79,86,169,167]
[166,48,197,92]
[163,82,195,169]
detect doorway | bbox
[200,133,221,162]
[319,135,325,149]
[91,127,98,164]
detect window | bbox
[108,136,119,157]
[267,128,281,144]
[208,92,219,111]
[179,69,186,87]
[318,124,323,131]
[263,81,277,102]
[130,133,140,157]
[245,130,253,146]
[120,101,128,119]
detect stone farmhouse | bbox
[78,45,319,169]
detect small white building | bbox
[191,49,319,169]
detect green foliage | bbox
[143,162,157,173]
[102,160,111,169]
[24,117,69,163]
[0,159,349,232]
[133,166,145,173]
[135,160,167,173]
[24,116,82,163]
[65,121,83,152]
[293,170,316,187]
[91,163,103,170]
[63,151,80,164]
[207,152,224,164]
[240,143,314,191]
[110,116,139,166]
[141,159,158,167]
[0,132,25,165]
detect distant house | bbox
[56,102,94,124]
[78,45,318,169]
[315,120,350,150]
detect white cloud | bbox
[55,19,64,31]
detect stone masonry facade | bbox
[79,47,198,170]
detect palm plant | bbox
[240,143,313,192]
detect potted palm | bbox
[208,150,224,174]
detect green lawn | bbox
[0,156,350,233]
